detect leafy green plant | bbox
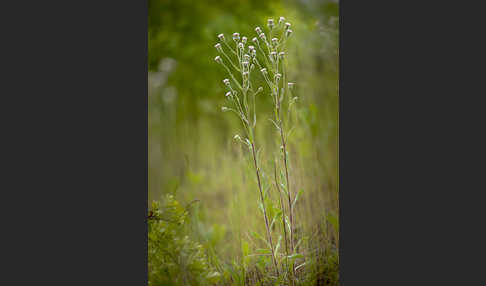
[148,195,220,285]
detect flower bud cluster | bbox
[214,17,297,128]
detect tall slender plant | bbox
[214,16,299,283]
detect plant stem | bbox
[250,140,279,276]
[274,162,289,280]
[277,100,296,284]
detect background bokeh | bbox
[149,0,338,265]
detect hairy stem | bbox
[274,162,289,278]
[278,116,295,282]
[250,140,279,276]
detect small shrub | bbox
[148,195,220,285]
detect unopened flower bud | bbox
[255,27,262,34]
[285,22,291,30]
[272,38,278,46]
[214,43,222,52]
[242,36,247,44]
[270,51,277,61]
[259,33,266,41]
[285,29,293,38]
[252,37,259,45]
[234,134,241,140]
[260,68,267,75]
[278,52,285,59]
[257,87,263,92]
[223,78,230,86]
[275,73,281,82]
[238,42,244,50]
[248,46,256,57]
[225,91,231,97]
[215,56,223,64]
[242,61,249,71]
[233,32,240,42]
[222,106,229,112]
[279,17,285,25]
[268,19,274,29]
[243,71,249,77]
[218,33,225,41]
[243,54,250,62]
[288,82,295,89]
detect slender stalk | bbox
[274,162,289,278]
[277,107,295,280]
[250,140,279,276]
[216,23,298,282]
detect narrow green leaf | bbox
[294,236,306,252]
[285,215,291,234]
[292,189,303,209]
[287,253,304,260]
[295,262,306,271]
[251,231,271,248]
[270,210,282,230]
[270,216,276,230]
[258,201,264,214]
[255,248,271,254]
[275,235,282,254]
[207,272,221,283]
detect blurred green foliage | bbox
[149,0,339,284]
[148,195,219,285]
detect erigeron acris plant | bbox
[214,17,299,283]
